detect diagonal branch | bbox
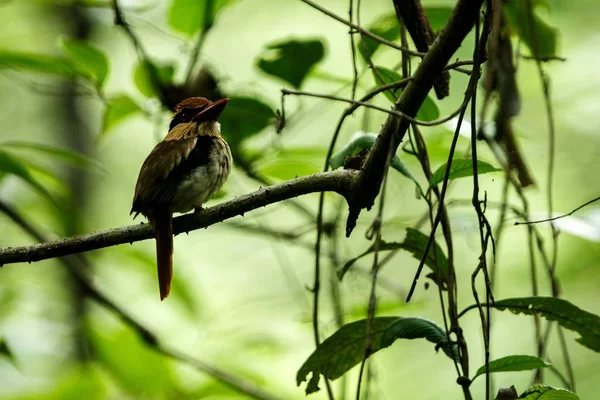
[345,0,485,236]
[0,170,357,265]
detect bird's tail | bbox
[152,210,173,301]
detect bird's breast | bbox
[170,137,232,213]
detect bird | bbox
[131,97,232,300]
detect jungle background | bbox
[0,0,599,399]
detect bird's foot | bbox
[193,207,204,223]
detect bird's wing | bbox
[131,137,198,216]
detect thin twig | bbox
[515,196,600,226]
[184,0,215,82]
[348,0,359,100]
[282,88,464,127]
[299,0,424,57]
[112,0,171,108]
[356,121,397,400]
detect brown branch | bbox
[0,170,357,265]
[346,0,485,236]
[392,0,451,99]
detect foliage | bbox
[0,0,595,399]
[257,38,325,89]
[428,159,501,187]
[492,297,600,353]
[472,355,549,381]
[297,317,454,394]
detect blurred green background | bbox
[0,0,599,399]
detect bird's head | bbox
[168,97,229,138]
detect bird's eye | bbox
[180,112,189,121]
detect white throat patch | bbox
[197,121,221,137]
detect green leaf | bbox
[371,66,402,103]
[0,150,57,207]
[297,317,456,394]
[102,95,142,134]
[371,66,439,121]
[429,158,501,187]
[133,61,175,98]
[0,141,105,172]
[503,1,559,59]
[473,355,549,381]
[60,38,109,87]
[424,6,453,32]
[493,297,600,353]
[168,0,233,37]
[256,147,323,181]
[339,228,448,288]
[519,385,579,400]
[0,50,75,75]
[296,317,398,394]
[329,133,419,185]
[219,97,274,145]
[381,317,458,362]
[357,13,399,62]
[257,38,325,88]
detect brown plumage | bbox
[131,97,232,300]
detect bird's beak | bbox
[192,98,229,122]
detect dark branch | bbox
[0,170,357,265]
[346,0,485,235]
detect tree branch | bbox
[0,170,357,265]
[345,0,485,235]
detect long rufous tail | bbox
[152,210,173,301]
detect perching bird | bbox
[131,97,232,300]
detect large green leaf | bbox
[358,7,452,61]
[329,133,418,184]
[0,150,58,207]
[493,297,600,353]
[473,355,549,381]
[219,97,274,145]
[133,61,175,98]
[256,147,323,181]
[357,13,398,63]
[424,6,453,32]
[168,0,234,37]
[0,141,104,172]
[371,66,439,121]
[102,94,142,135]
[60,38,109,88]
[381,317,457,361]
[504,1,559,59]
[429,158,501,187]
[296,317,397,394]
[257,38,325,89]
[0,51,75,75]
[297,317,454,394]
[339,228,448,289]
[519,385,579,400]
